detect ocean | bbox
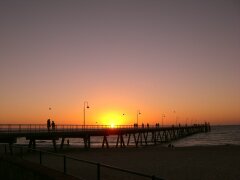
[173,125,240,147]
[15,125,240,148]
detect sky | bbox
[0,0,240,125]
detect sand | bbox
[2,144,240,180]
[61,145,240,180]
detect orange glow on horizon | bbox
[0,99,239,125]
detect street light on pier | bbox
[122,113,126,121]
[83,101,90,128]
[137,110,141,125]
[48,106,52,119]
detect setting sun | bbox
[100,111,124,126]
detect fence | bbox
[0,124,164,134]
[1,144,164,180]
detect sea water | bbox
[173,125,240,147]
[16,125,240,148]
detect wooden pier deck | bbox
[0,123,211,151]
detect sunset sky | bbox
[0,0,239,125]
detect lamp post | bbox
[122,113,126,121]
[83,101,90,128]
[137,110,141,125]
[48,106,52,119]
[122,113,126,127]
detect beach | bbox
[58,145,240,180]
[1,144,240,179]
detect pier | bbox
[0,123,211,151]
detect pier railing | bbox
[1,144,164,180]
[0,124,142,133]
[0,124,175,133]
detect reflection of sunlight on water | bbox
[16,125,240,148]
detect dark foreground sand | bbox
[3,145,240,180]
[59,145,240,180]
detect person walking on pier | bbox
[47,119,51,131]
[51,121,56,131]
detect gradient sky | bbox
[0,0,240,125]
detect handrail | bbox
[0,123,207,131]
[100,163,158,179]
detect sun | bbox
[100,111,123,126]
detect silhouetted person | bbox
[52,121,55,131]
[147,123,149,128]
[67,139,70,146]
[47,119,51,131]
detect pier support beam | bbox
[102,135,109,148]
[127,134,131,146]
[143,132,148,145]
[151,132,157,145]
[52,139,57,152]
[60,137,65,149]
[83,135,91,149]
[133,133,138,147]
[116,134,125,148]
[9,143,13,155]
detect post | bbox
[137,110,141,125]
[4,144,7,154]
[39,151,42,164]
[83,101,90,129]
[9,143,13,155]
[97,163,100,180]
[63,155,66,174]
[20,147,23,158]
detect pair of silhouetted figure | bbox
[47,119,56,131]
